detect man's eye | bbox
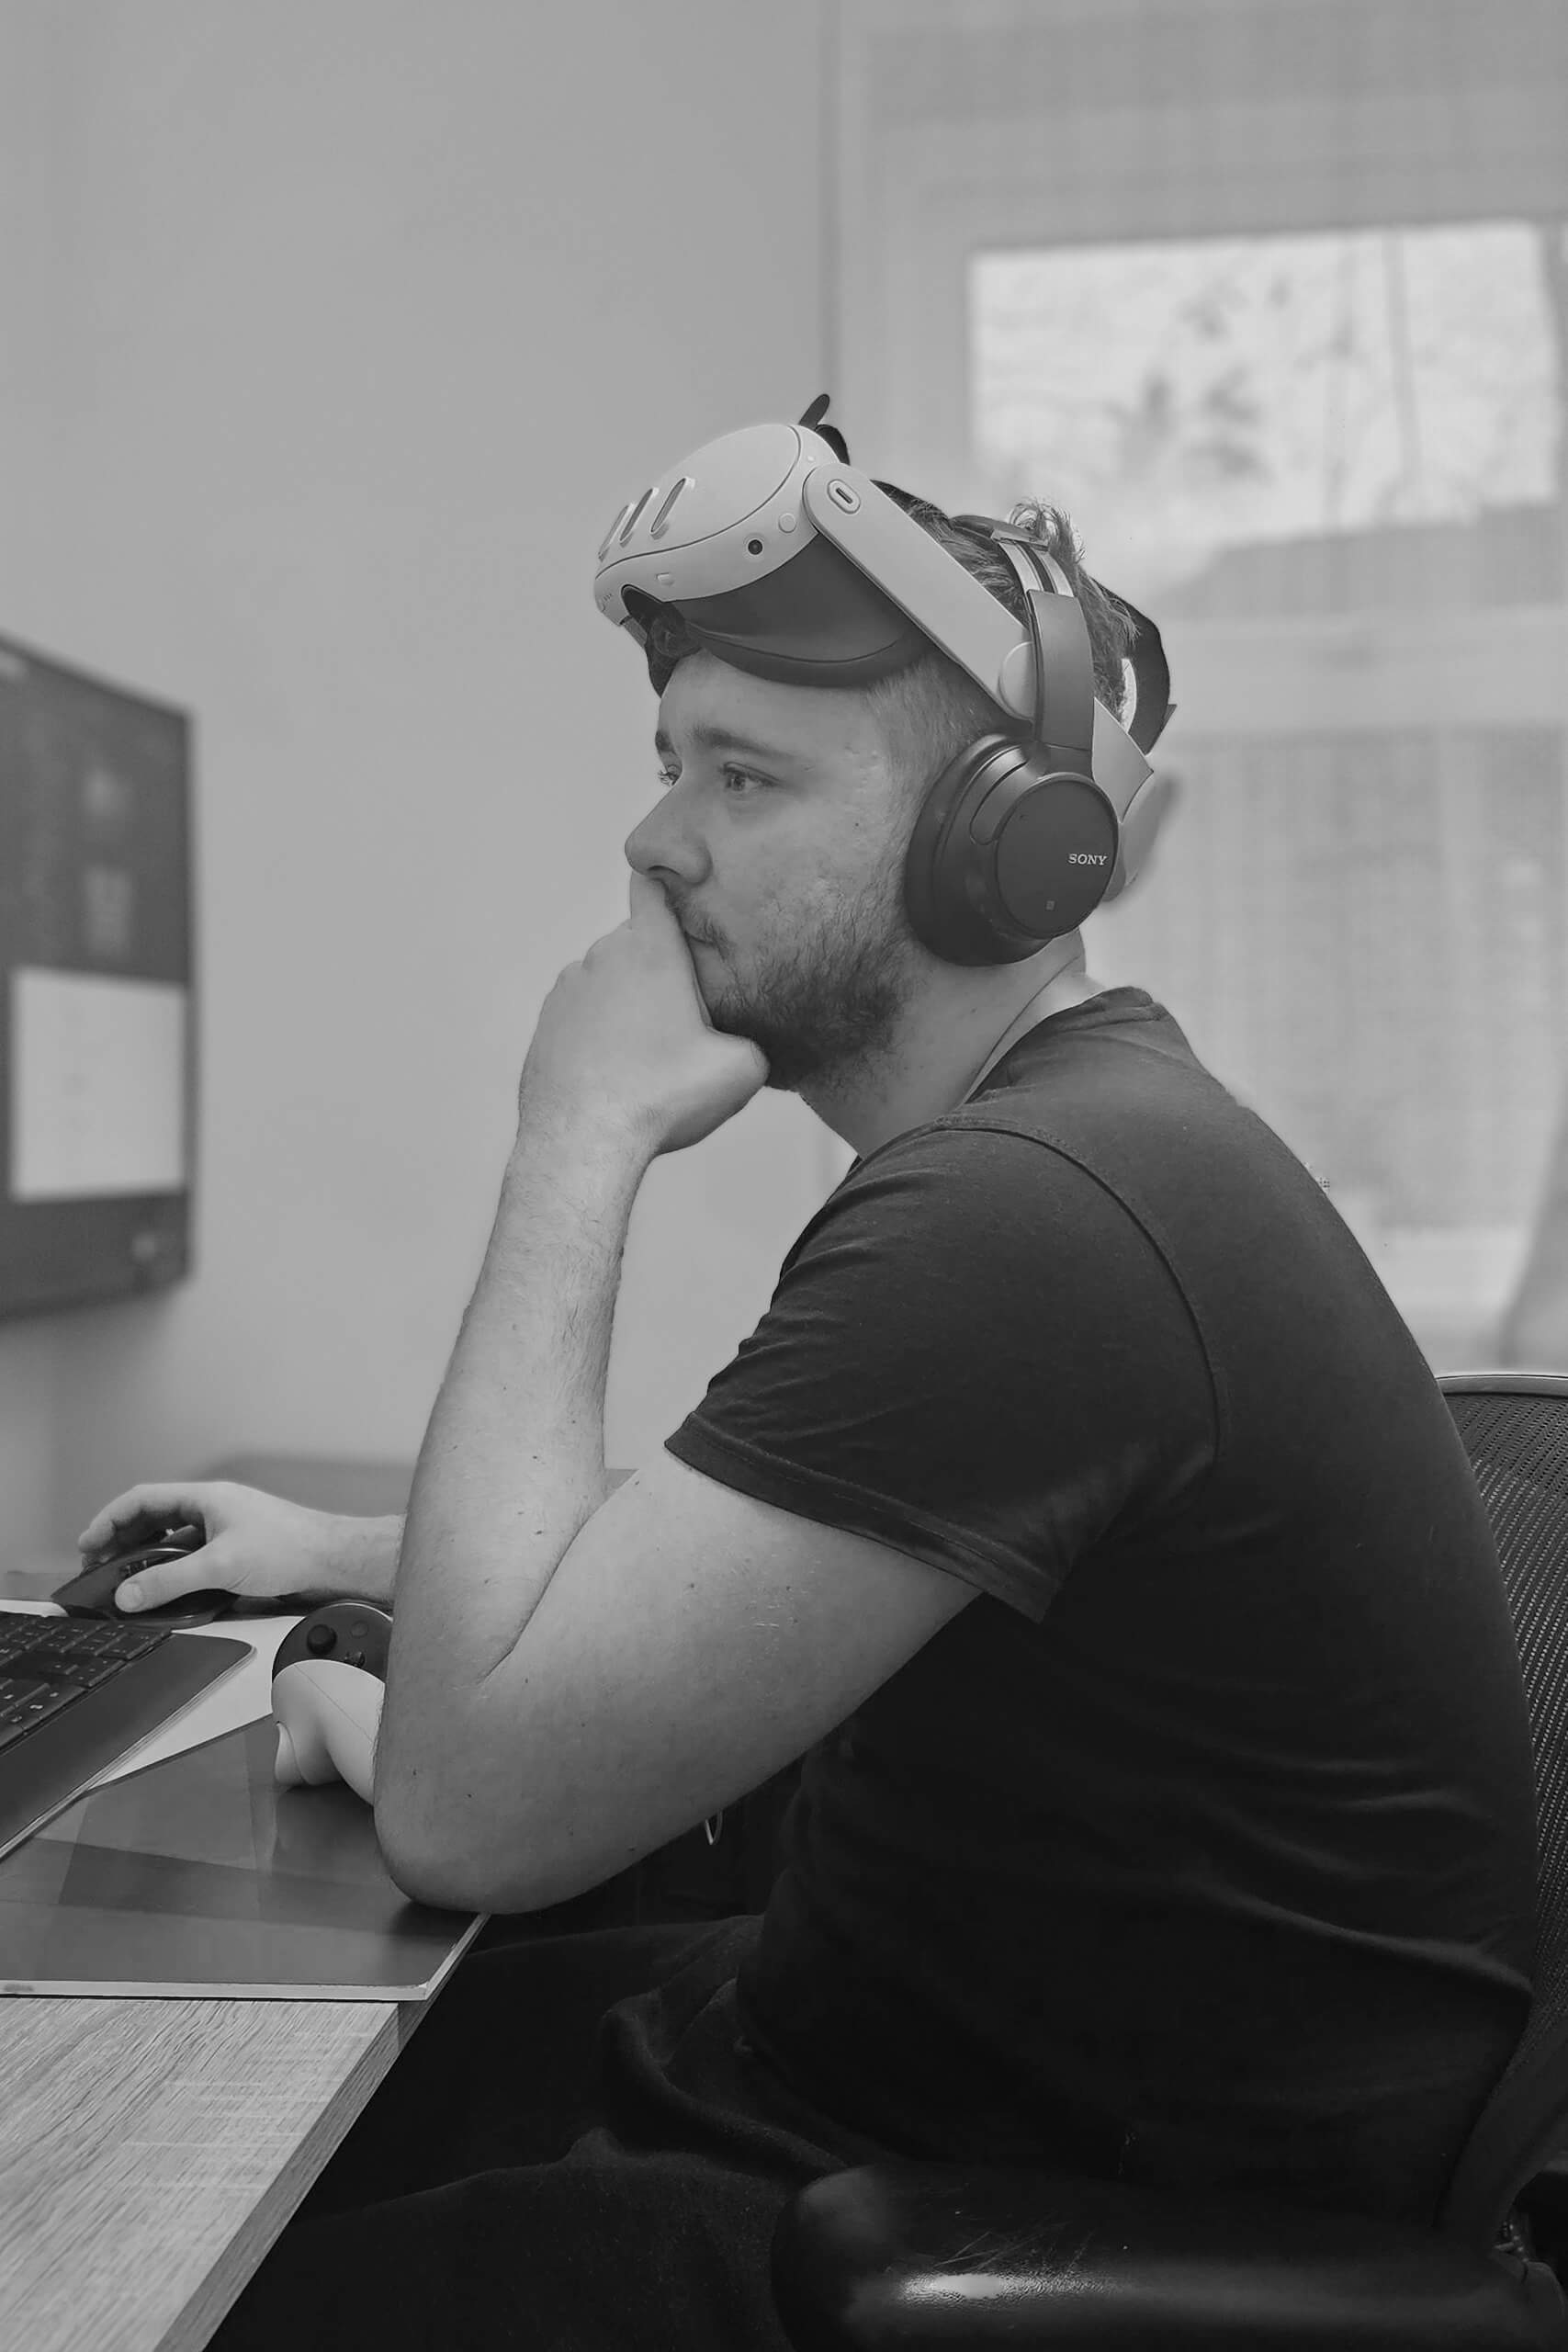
[654,765,768,795]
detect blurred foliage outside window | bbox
[836,0,1568,1370]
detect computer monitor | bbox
[0,630,195,1320]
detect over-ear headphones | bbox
[903,527,1122,967]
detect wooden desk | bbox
[0,1538,467,2351]
[0,1992,420,2351]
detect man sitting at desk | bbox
[80,403,1535,2352]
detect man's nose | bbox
[625,810,705,892]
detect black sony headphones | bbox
[903,524,1143,967]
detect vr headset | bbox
[593,397,1176,966]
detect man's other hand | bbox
[74,1481,398,1613]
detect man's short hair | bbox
[637,481,1137,805]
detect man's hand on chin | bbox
[517,871,767,1158]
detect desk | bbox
[2,1991,417,2351]
[0,1455,632,2346]
[0,1559,456,2352]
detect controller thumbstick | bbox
[306,1624,336,1655]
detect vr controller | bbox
[270,1600,390,1804]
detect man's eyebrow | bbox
[654,722,798,766]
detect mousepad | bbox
[0,1714,484,1999]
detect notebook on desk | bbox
[0,1681,484,2001]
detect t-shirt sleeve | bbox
[663,1124,1218,1621]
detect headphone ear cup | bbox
[904,737,1119,966]
[903,735,1031,967]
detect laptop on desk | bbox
[0,1604,254,1866]
[0,1603,482,2000]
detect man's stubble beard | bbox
[695,871,923,1097]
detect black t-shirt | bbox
[663,989,1537,2224]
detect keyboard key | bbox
[4,1644,119,1688]
[0,1678,76,1727]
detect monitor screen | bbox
[0,632,195,1320]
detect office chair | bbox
[771,1371,1568,2350]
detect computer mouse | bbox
[51,1537,239,1628]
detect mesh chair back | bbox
[1437,1374,1568,2248]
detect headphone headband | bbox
[985,534,1097,765]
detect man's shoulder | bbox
[840,993,1243,1212]
[803,993,1358,1351]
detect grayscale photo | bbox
[1,4,1566,2346]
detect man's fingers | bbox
[79,1504,151,1555]
[116,1544,219,1613]
[77,1487,204,1556]
[115,1566,173,1612]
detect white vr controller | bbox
[270,1602,390,1804]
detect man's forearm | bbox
[336,1468,637,1614]
[331,1513,405,1607]
[377,1111,652,1770]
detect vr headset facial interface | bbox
[594,400,1176,964]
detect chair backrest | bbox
[1436,1373,1568,2248]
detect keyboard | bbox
[0,1610,253,1864]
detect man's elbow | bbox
[377,1818,483,1911]
[373,1787,498,1911]
[372,1791,596,1917]
[371,1728,506,1908]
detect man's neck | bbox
[963,960,1107,1102]
[807,945,1110,1159]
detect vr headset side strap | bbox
[800,463,1154,825]
[801,464,1024,713]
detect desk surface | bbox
[0,1564,467,2350]
[1,1992,414,2352]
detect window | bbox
[833,0,1568,1367]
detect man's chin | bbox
[703,1003,795,1092]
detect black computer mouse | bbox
[51,1536,239,1628]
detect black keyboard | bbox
[0,1610,253,1864]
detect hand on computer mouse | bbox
[73,1480,396,1615]
[51,1537,240,1627]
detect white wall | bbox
[0,0,833,1573]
